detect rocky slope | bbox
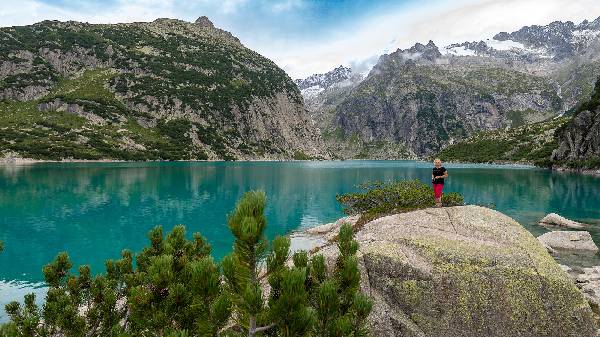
[0,17,327,161]
[438,77,600,169]
[303,206,597,337]
[436,117,569,166]
[299,16,600,159]
[552,107,600,169]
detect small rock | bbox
[539,213,587,229]
[577,274,600,283]
[560,264,572,273]
[578,274,592,283]
[538,231,599,252]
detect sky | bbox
[1,0,600,78]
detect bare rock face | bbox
[538,231,600,252]
[552,107,600,164]
[308,206,596,337]
[194,16,215,28]
[539,213,588,229]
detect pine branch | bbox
[254,323,276,333]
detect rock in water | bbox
[312,206,596,337]
[538,231,600,252]
[539,213,588,229]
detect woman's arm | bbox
[442,170,449,179]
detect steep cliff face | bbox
[300,17,600,158]
[329,41,561,156]
[552,109,600,168]
[0,18,327,160]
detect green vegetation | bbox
[554,59,600,112]
[0,99,211,161]
[45,69,122,106]
[0,19,307,160]
[557,157,600,170]
[2,191,372,336]
[292,151,311,160]
[437,117,569,167]
[576,77,600,115]
[438,76,600,169]
[337,180,464,226]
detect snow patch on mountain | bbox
[572,29,600,44]
[444,45,476,56]
[484,38,526,51]
[295,65,364,99]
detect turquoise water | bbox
[1,160,600,319]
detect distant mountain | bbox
[294,65,363,105]
[299,16,600,159]
[0,17,327,161]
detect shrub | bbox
[576,77,600,114]
[293,151,311,160]
[337,180,464,226]
[3,191,372,336]
[562,156,600,170]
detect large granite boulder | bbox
[538,231,599,252]
[308,205,597,337]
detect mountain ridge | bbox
[297,15,600,159]
[0,17,328,161]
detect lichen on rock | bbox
[307,205,597,337]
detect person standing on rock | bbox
[432,158,448,207]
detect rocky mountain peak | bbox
[295,65,356,90]
[194,16,214,28]
[294,65,364,101]
[375,40,443,69]
[491,16,600,60]
[408,40,442,60]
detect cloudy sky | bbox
[1,0,600,78]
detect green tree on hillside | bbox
[2,191,372,336]
[577,77,600,114]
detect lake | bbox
[1,160,600,320]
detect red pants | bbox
[433,183,444,199]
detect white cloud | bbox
[0,0,180,25]
[271,0,304,13]
[249,0,600,78]
[220,0,248,14]
[1,0,599,79]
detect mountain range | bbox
[299,16,600,160]
[1,14,599,167]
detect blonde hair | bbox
[434,158,442,163]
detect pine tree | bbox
[2,191,372,336]
[221,190,316,336]
[312,223,373,337]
